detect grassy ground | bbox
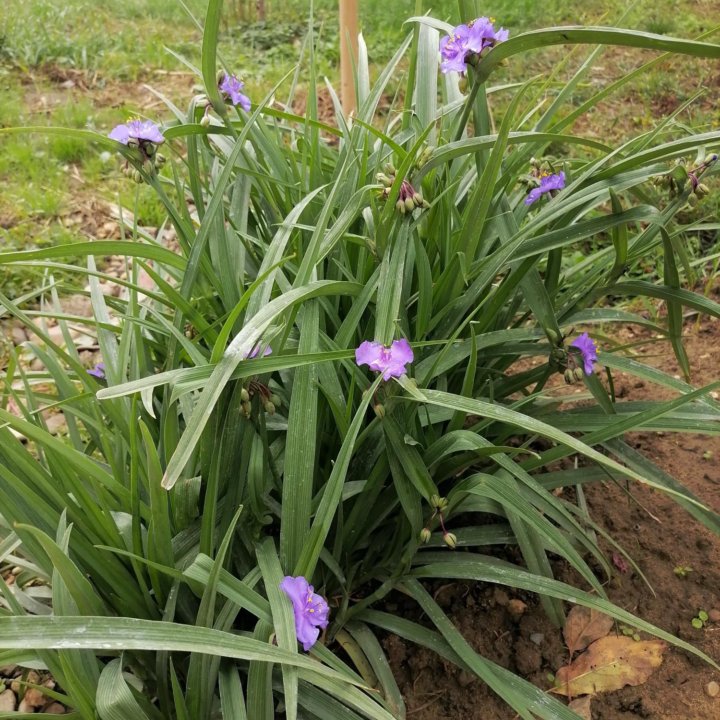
[1,0,718,295]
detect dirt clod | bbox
[507,598,527,620]
[706,681,719,698]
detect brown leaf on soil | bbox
[552,636,667,697]
[563,606,614,655]
[568,696,592,720]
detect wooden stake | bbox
[339,0,359,116]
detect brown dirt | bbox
[385,314,720,719]
[19,63,195,116]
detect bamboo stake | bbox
[339,0,359,116]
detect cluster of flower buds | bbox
[420,494,457,549]
[240,382,281,419]
[563,366,587,385]
[376,162,430,216]
[120,142,166,183]
[655,155,717,207]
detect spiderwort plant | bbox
[440,17,509,74]
[571,333,599,375]
[355,339,414,380]
[108,118,166,182]
[2,3,720,720]
[280,576,330,651]
[87,362,106,380]
[525,170,566,205]
[219,72,251,111]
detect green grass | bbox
[0,0,718,297]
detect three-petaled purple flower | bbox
[440,17,509,74]
[246,344,272,359]
[570,333,598,375]
[108,119,165,146]
[279,576,330,652]
[355,338,414,381]
[219,73,251,112]
[87,362,106,380]
[525,171,566,206]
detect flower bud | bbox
[376,172,392,186]
[564,368,575,385]
[133,169,144,184]
[404,197,415,213]
[430,494,448,511]
[154,153,166,168]
[396,199,406,215]
[127,138,140,149]
[443,532,457,549]
[241,400,252,417]
[200,114,211,127]
[144,142,156,156]
[264,401,276,415]
[270,393,281,407]
[417,146,433,166]
[546,328,559,344]
[687,193,698,207]
[383,162,396,176]
[419,528,432,544]
[413,192,424,207]
[574,367,586,382]
[696,183,710,197]
[240,388,250,402]
[373,403,385,419]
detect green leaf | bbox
[294,376,382,578]
[97,658,151,720]
[161,281,361,490]
[257,538,299,720]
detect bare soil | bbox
[386,313,720,719]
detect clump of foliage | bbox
[1,0,719,718]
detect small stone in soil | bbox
[45,702,66,714]
[457,671,475,688]
[0,689,16,711]
[708,608,720,623]
[706,681,719,698]
[530,633,545,646]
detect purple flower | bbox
[440,17,509,74]
[570,333,598,375]
[219,73,251,112]
[108,119,164,145]
[355,338,414,381]
[246,344,272,359]
[279,576,330,652]
[440,24,473,74]
[87,362,106,380]
[525,171,566,206]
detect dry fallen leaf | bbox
[563,606,614,656]
[552,636,667,696]
[568,696,592,720]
